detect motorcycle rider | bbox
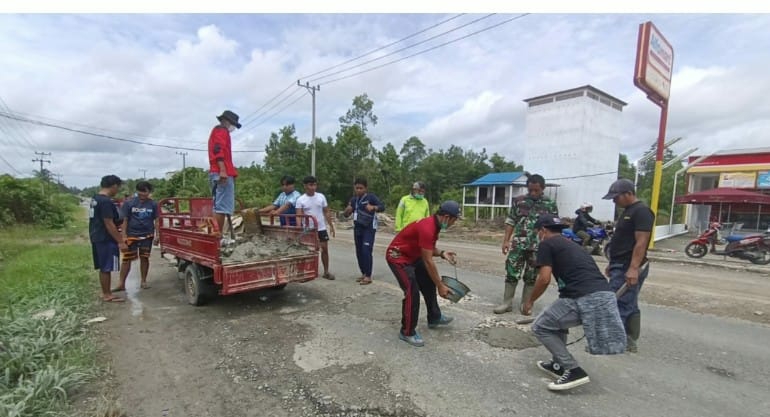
[573,203,600,248]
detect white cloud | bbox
[1,13,769,187]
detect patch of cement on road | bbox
[292,363,426,417]
[706,365,735,378]
[473,318,540,350]
[343,291,402,322]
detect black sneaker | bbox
[548,367,590,391]
[536,361,564,379]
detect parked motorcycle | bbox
[562,224,611,256]
[684,222,770,265]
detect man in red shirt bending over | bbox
[385,200,462,347]
[208,110,241,234]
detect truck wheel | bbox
[273,284,287,290]
[177,260,190,280]
[185,264,208,306]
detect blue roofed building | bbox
[462,172,559,221]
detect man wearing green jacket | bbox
[395,182,430,233]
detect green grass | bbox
[0,217,99,417]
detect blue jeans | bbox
[209,173,235,215]
[607,262,649,324]
[354,226,376,277]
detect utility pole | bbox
[139,168,147,179]
[297,80,320,176]
[32,151,51,194]
[176,151,187,187]
[32,151,51,180]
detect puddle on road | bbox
[124,266,144,318]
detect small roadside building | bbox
[678,147,770,232]
[462,172,559,221]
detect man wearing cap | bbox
[395,181,430,233]
[385,201,461,347]
[602,178,654,353]
[496,173,558,315]
[208,110,241,234]
[523,213,626,391]
[296,176,336,280]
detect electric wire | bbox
[240,88,306,129]
[307,14,497,84]
[239,90,309,135]
[0,112,264,153]
[240,14,467,127]
[322,13,531,86]
[299,13,466,81]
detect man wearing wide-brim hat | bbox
[208,110,241,233]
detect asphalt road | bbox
[92,227,770,417]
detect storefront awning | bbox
[687,163,770,174]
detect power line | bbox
[299,13,466,81]
[307,14,497,84]
[238,14,467,127]
[0,96,38,148]
[239,82,296,125]
[323,13,531,86]
[549,171,617,181]
[0,153,23,175]
[239,90,309,135]
[4,108,205,146]
[0,112,264,153]
[240,88,306,129]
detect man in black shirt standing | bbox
[89,175,129,302]
[523,214,626,391]
[602,178,655,353]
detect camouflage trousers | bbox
[505,245,537,285]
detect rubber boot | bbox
[625,312,641,353]
[519,282,536,315]
[493,281,518,314]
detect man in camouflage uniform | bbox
[494,174,559,315]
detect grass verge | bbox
[0,221,99,417]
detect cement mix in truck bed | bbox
[222,233,314,263]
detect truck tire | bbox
[177,259,190,280]
[185,264,209,306]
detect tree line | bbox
[77,93,685,225]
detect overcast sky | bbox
[1,12,769,188]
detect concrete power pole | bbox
[176,151,187,187]
[139,168,147,179]
[297,80,320,176]
[32,151,51,179]
[32,151,51,194]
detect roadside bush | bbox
[0,175,77,229]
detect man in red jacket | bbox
[208,110,241,234]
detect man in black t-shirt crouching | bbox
[523,214,626,391]
[602,178,655,353]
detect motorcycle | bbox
[562,224,610,256]
[684,222,770,265]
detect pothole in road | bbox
[473,319,540,350]
[706,365,735,378]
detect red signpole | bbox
[634,21,674,248]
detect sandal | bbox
[322,273,336,280]
[355,276,365,282]
[359,277,373,285]
[102,295,125,303]
[140,282,151,289]
[111,286,126,292]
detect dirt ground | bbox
[73,221,770,417]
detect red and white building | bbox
[683,147,770,232]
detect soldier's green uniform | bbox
[505,194,559,284]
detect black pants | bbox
[388,259,441,336]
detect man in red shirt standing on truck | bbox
[208,110,241,234]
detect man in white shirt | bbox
[296,176,336,280]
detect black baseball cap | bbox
[602,178,635,200]
[438,200,462,218]
[534,213,569,230]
